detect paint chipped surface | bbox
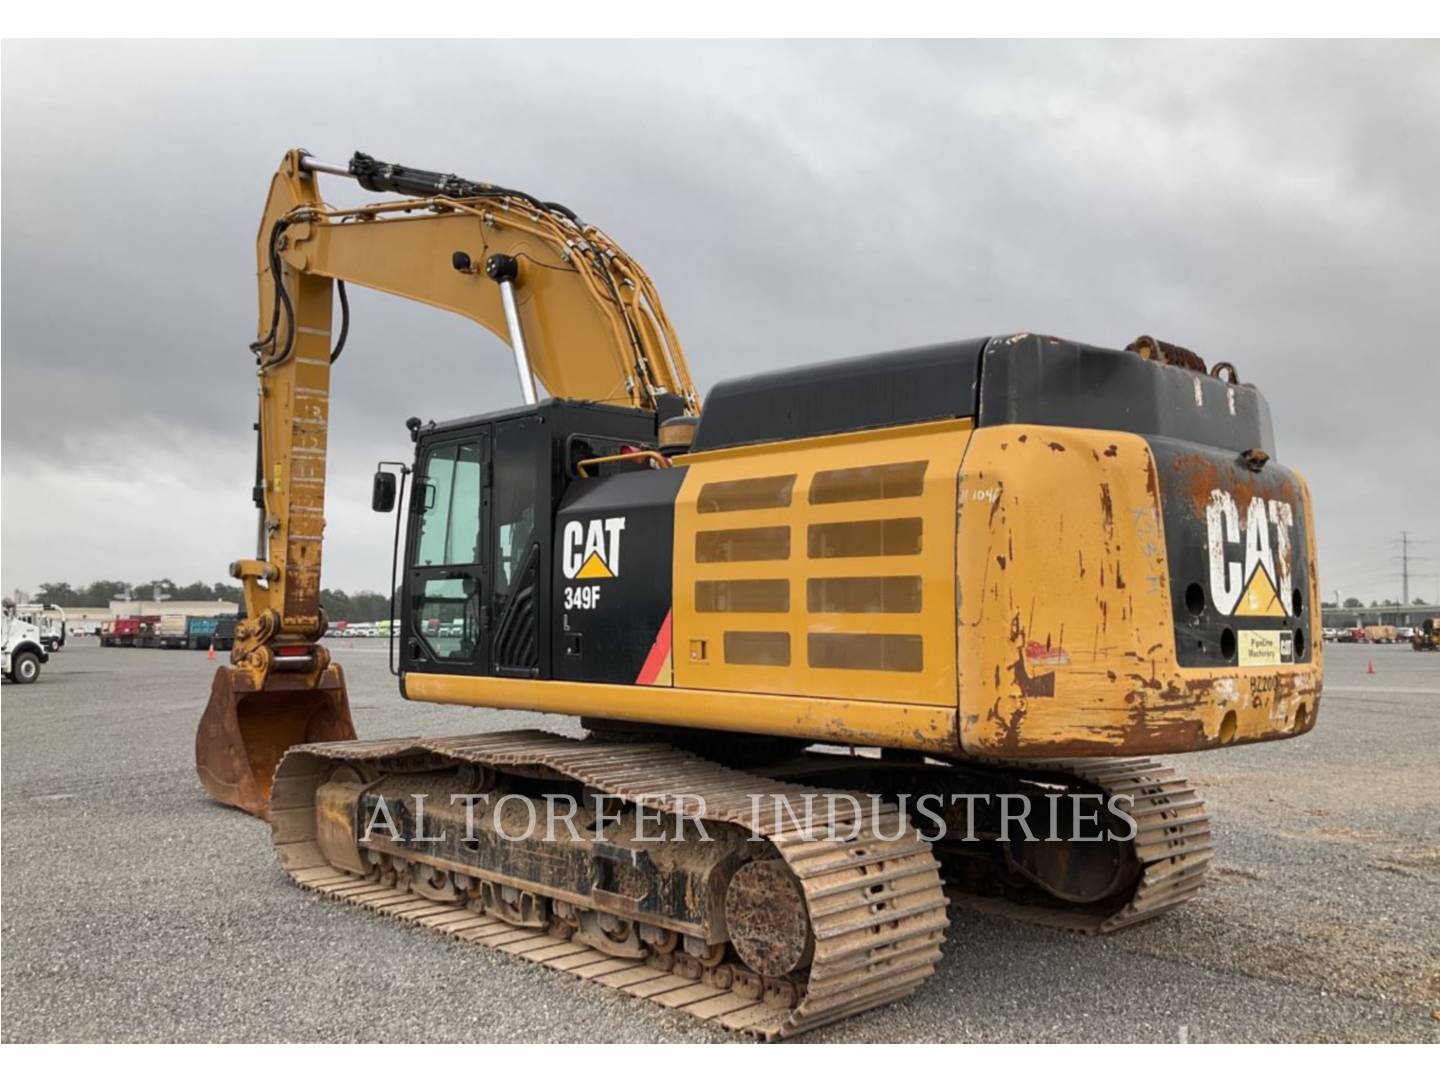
[1024,640,1070,665]
[956,425,1322,758]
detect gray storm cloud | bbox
[2,39,1437,600]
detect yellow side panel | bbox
[673,419,972,706]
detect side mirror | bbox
[372,470,397,513]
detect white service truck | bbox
[2,610,49,684]
[13,602,67,651]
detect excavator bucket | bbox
[195,664,356,819]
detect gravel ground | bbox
[2,638,1436,1043]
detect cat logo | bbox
[1205,490,1295,617]
[562,517,626,580]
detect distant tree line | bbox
[33,579,395,622]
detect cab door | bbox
[404,429,490,675]
[488,415,546,678]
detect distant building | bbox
[106,599,238,617]
[1321,603,1439,630]
[57,599,240,634]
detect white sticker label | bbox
[1238,630,1281,667]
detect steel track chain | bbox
[269,731,949,1040]
[946,756,1213,933]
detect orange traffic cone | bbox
[1367,660,1375,675]
[207,641,217,661]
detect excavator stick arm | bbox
[197,148,696,818]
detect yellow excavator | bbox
[197,149,1324,1038]
[1414,617,1440,651]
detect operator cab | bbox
[374,400,674,686]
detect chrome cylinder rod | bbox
[297,155,353,178]
[485,254,537,405]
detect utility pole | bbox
[1401,531,1410,607]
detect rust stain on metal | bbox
[1240,447,1271,472]
[1125,335,1207,373]
[1010,652,1056,699]
[987,481,1005,527]
[725,860,814,978]
[1169,450,1298,522]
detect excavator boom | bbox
[196,150,696,818]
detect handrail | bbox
[573,450,671,478]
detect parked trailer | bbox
[211,615,236,651]
[186,616,217,650]
[184,615,237,651]
[103,617,141,647]
[158,613,190,649]
[135,615,162,648]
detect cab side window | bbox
[415,441,482,567]
[411,441,483,659]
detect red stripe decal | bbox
[635,609,673,685]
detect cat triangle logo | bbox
[562,517,626,580]
[1236,566,1283,616]
[575,551,614,579]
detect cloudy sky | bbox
[3,40,1438,603]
